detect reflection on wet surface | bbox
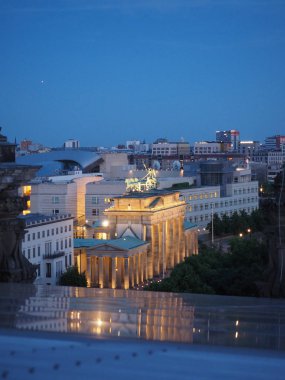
[0,283,284,350]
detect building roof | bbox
[74,236,148,251]
[18,213,73,226]
[116,189,178,199]
[16,149,101,176]
[184,221,198,230]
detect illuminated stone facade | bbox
[76,190,198,289]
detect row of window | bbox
[91,196,112,205]
[189,207,256,223]
[187,197,258,212]
[187,192,218,201]
[23,238,72,259]
[24,225,72,242]
[233,188,258,195]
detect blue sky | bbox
[1,0,285,147]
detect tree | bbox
[59,266,87,287]
[146,238,268,297]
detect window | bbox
[32,233,35,240]
[42,231,45,238]
[46,263,51,278]
[47,229,50,237]
[61,240,63,250]
[52,228,54,236]
[45,242,52,255]
[69,238,72,248]
[37,246,41,256]
[56,241,59,251]
[69,225,71,231]
[56,261,62,277]
[33,247,36,258]
[37,264,41,277]
[52,196,60,204]
[37,232,40,239]
[65,239,67,249]
[91,196,99,204]
[56,227,59,234]
[52,209,59,214]
[65,226,67,233]
[92,209,100,216]
[27,234,30,241]
[60,227,63,233]
[28,249,31,259]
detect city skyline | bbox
[1,0,285,146]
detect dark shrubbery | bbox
[59,266,87,287]
[146,238,268,297]
[206,209,266,236]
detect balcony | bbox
[43,251,65,260]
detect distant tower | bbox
[216,130,240,151]
[64,139,80,149]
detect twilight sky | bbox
[1,0,285,147]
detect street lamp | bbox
[239,233,243,238]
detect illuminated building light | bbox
[102,220,109,227]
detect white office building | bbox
[20,214,74,285]
[180,166,259,229]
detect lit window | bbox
[91,196,99,204]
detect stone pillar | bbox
[179,216,185,263]
[147,245,153,279]
[116,258,122,288]
[93,257,99,286]
[152,224,159,276]
[111,257,117,289]
[98,257,104,288]
[173,219,179,265]
[134,255,139,285]
[103,258,109,288]
[86,256,91,286]
[167,220,174,269]
[129,256,134,288]
[138,253,143,284]
[143,252,148,281]
[124,257,129,289]
[158,222,163,275]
